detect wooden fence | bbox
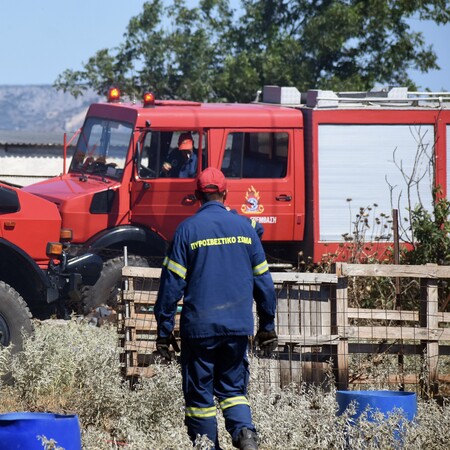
[335,263,450,397]
[118,263,450,396]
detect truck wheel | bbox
[0,281,33,352]
[81,255,150,314]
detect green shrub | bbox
[404,196,450,265]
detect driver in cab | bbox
[161,133,198,178]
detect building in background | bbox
[0,130,74,186]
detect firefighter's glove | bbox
[156,333,179,361]
[254,329,278,357]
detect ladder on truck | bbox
[258,85,450,109]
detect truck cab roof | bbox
[87,100,303,129]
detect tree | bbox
[54,0,449,102]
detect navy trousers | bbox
[181,335,255,449]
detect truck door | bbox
[219,129,299,241]
[130,130,207,240]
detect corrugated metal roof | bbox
[0,130,68,146]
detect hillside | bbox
[0,85,101,132]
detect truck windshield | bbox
[69,117,133,180]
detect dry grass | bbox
[1,319,450,449]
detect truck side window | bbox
[221,132,288,178]
[139,131,207,178]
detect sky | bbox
[0,0,449,92]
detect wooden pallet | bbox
[118,266,181,383]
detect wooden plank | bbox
[351,373,450,385]
[426,279,439,393]
[124,317,158,330]
[302,362,331,385]
[347,308,418,322]
[277,334,339,345]
[347,309,450,323]
[339,263,450,279]
[122,290,158,304]
[351,374,420,385]
[276,296,291,337]
[348,342,423,355]
[309,285,331,336]
[280,356,302,386]
[336,277,349,390]
[341,326,450,341]
[124,315,180,331]
[271,272,337,284]
[336,373,450,384]
[122,266,162,278]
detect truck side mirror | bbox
[0,185,20,213]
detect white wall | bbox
[0,147,68,186]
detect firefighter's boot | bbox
[235,427,258,450]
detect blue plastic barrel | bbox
[336,390,417,421]
[0,412,81,450]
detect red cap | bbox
[196,167,227,193]
[178,133,194,151]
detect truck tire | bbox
[0,281,33,352]
[81,255,150,314]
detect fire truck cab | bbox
[0,181,102,357]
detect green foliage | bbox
[55,0,449,101]
[403,195,450,265]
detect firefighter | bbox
[161,132,198,178]
[154,167,277,450]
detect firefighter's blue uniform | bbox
[155,200,276,448]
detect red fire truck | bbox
[0,181,102,354]
[20,85,450,311]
